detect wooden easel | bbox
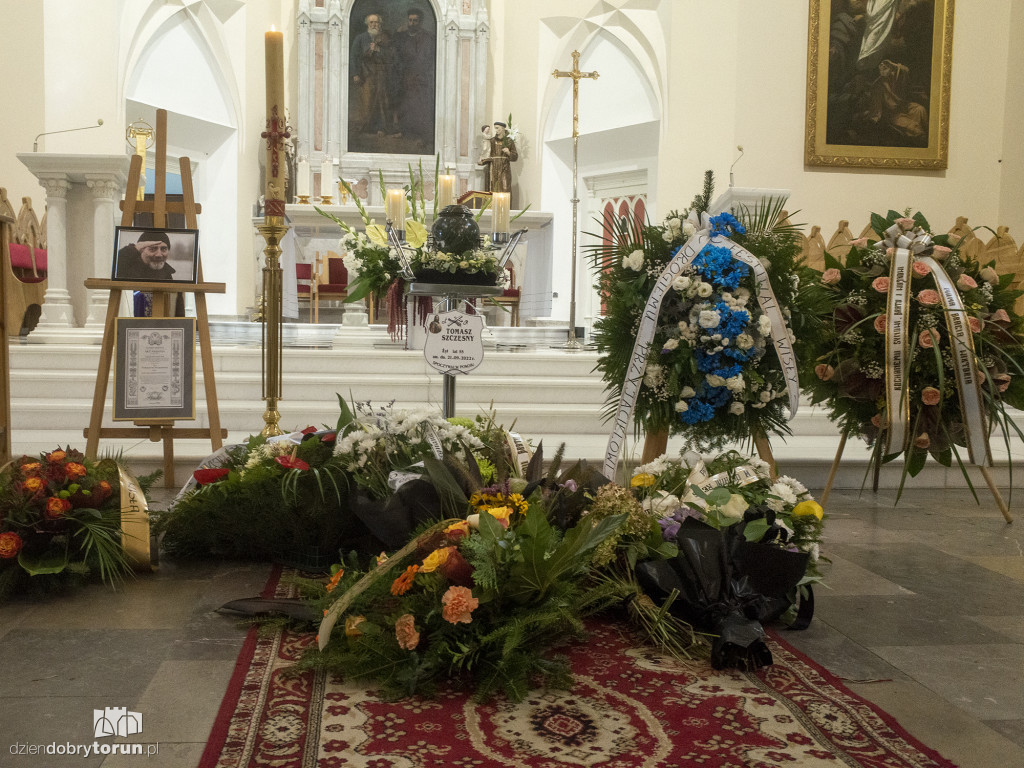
[0,189,15,464]
[84,110,226,487]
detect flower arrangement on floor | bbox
[799,210,1024,479]
[590,172,812,452]
[157,425,349,567]
[0,448,143,600]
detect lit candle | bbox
[493,192,510,235]
[386,188,406,232]
[437,174,455,209]
[296,158,310,199]
[320,157,333,200]
[263,28,286,216]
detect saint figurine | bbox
[478,120,518,195]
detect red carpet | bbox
[200,567,957,768]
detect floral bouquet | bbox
[626,450,824,668]
[590,172,811,452]
[157,426,349,565]
[408,247,505,287]
[0,448,138,599]
[304,493,625,702]
[800,210,1024,479]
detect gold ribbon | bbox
[117,465,153,571]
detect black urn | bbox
[430,204,481,255]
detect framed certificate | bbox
[114,318,196,421]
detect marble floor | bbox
[0,487,1021,768]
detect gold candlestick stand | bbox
[257,215,288,436]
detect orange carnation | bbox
[395,614,420,650]
[390,564,419,596]
[441,585,479,624]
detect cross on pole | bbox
[552,50,598,350]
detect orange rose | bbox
[0,531,23,559]
[919,329,939,349]
[395,614,420,650]
[325,568,345,593]
[20,462,42,475]
[46,450,67,463]
[22,476,45,495]
[917,289,940,305]
[921,387,941,406]
[968,316,982,334]
[443,520,470,542]
[814,363,834,381]
[45,496,72,520]
[871,276,890,293]
[873,314,888,334]
[441,585,479,624]
[65,462,87,480]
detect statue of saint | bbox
[478,121,518,195]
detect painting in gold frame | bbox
[805,0,954,169]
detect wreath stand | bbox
[819,428,1013,523]
[83,109,227,488]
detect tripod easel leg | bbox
[820,430,848,507]
[753,431,778,481]
[978,465,1013,523]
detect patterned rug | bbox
[200,567,957,768]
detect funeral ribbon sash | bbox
[603,230,800,479]
[919,255,992,467]
[679,459,762,508]
[883,247,913,454]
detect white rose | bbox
[682,220,697,237]
[680,386,696,398]
[729,402,745,415]
[725,374,745,393]
[759,390,772,403]
[706,374,726,387]
[672,275,691,292]
[696,282,713,298]
[644,491,681,518]
[662,338,679,352]
[979,266,999,285]
[667,217,681,231]
[719,493,748,519]
[758,315,772,335]
[698,310,721,329]
[735,287,751,305]
[674,400,689,412]
[735,333,754,350]
[623,249,645,271]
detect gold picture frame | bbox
[805,0,954,169]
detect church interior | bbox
[1,1,1022,766]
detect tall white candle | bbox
[437,174,455,209]
[296,158,310,198]
[386,188,406,231]
[263,28,286,216]
[493,192,510,235]
[320,157,333,199]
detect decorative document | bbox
[422,310,485,375]
[114,318,196,421]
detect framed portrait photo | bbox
[111,226,200,284]
[113,317,196,421]
[805,0,954,169]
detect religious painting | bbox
[347,0,437,155]
[112,226,199,284]
[113,317,196,421]
[805,0,954,169]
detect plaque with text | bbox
[422,310,484,375]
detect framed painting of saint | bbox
[805,0,954,169]
[347,0,437,155]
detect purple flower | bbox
[658,518,681,540]
[561,479,578,492]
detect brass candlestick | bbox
[257,215,288,436]
[296,194,310,205]
[320,195,334,205]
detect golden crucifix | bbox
[552,50,599,350]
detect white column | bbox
[33,177,74,329]
[327,1,343,162]
[85,175,122,326]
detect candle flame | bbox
[270,25,277,32]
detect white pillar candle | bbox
[437,174,455,209]
[296,158,310,198]
[386,188,406,231]
[320,157,333,199]
[492,192,510,235]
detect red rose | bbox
[438,548,475,587]
[44,496,72,520]
[0,531,24,559]
[193,467,230,486]
[275,456,310,471]
[92,480,113,504]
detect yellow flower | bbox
[365,224,388,247]
[793,500,824,520]
[485,506,512,524]
[406,220,428,248]
[375,551,389,566]
[419,546,453,573]
[630,473,656,488]
[345,615,366,637]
